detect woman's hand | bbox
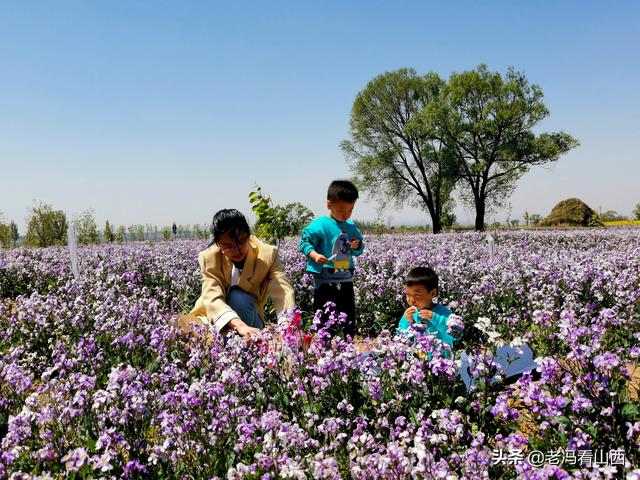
[350,238,361,249]
[403,306,417,323]
[228,318,261,339]
[418,309,434,320]
[236,323,261,339]
[310,251,330,265]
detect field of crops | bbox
[1,230,639,479]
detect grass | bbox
[604,220,640,226]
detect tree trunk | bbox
[475,199,485,231]
[432,216,442,234]
[420,193,442,234]
[426,202,441,234]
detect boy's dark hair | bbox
[404,266,438,291]
[327,180,359,202]
[210,209,250,245]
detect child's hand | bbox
[350,238,361,249]
[310,251,330,265]
[418,309,434,320]
[403,306,417,323]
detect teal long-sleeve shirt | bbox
[299,216,364,274]
[397,303,456,349]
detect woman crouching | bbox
[187,209,295,339]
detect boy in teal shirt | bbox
[397,266,459,352]
[299,180,364,336]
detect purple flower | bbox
[123,459,147,477]
[61,447,88,472]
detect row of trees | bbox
[101,222,212,243]
[597,206,640,222]
[0,202,214,248]
[3,193,319,250]
[510,204,640,228]
[343,64,580,232]
[101,220,212,244]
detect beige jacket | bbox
[190,235,295,331]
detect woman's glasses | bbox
[218,236,250,253]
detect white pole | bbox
[486,233,495,262]
[67,225,80,280]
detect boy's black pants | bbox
[313,281,356,337]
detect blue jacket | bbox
[299,216,364,274]
[397,304,456,349]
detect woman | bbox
[188,209,295,338]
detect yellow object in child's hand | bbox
[333,259,350,270]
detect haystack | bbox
[540,198,603,227]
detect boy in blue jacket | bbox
[398,266,458,352]
[299,180,364,336]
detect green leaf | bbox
[622,403,639,420]
[146,358,158,373]
[86,437,97,452]
[553,415,571,426]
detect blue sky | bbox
[1,1,639,232]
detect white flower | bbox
[474,317,491,331]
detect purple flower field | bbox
[1,230,639,479]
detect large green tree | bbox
[414,65,579,230]
[341,68,457,234]
[72,208,99,244]
[25,201,68,247]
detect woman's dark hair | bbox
[404,266,438,291]
[327,180,359,202]
[210,209,250,245]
